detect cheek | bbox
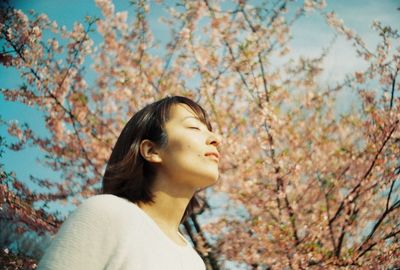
[185,143,203,158]
[166,134,203,161]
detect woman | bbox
[37,95,222,270]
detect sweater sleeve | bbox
[37,195,120,270]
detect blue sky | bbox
[1,0,399,213]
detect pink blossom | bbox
[355,72,365,83]
[95,0,114,16]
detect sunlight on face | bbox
[158,104,221,189]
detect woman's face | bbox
[156,104,222,190]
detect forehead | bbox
[166,103,212,131]
[168,104,200,122]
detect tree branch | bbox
[330,120,399,225]
[390,68,398,110]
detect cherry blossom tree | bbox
[1,0,399,269]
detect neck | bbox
[137,179,195,234]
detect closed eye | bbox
[189,127,201,130]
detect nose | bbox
[207,131,222,149]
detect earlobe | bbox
[139,139,162,163]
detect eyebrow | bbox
[181,116,201,122]
[182,116,212,131]
[182,115,209,127]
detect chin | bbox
[186,167,219,189]
[197,175,219,189]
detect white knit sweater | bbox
[37,194,206,270]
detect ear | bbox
[139,139,162,163]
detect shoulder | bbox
[67,194,137,225]
[50,195,143,243]
[37,195,136,270]
[55,194,138,228]
[80,194,131,211]
[54,194,149,241]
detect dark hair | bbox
[102,95,214,223]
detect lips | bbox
[205,152,220,160]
